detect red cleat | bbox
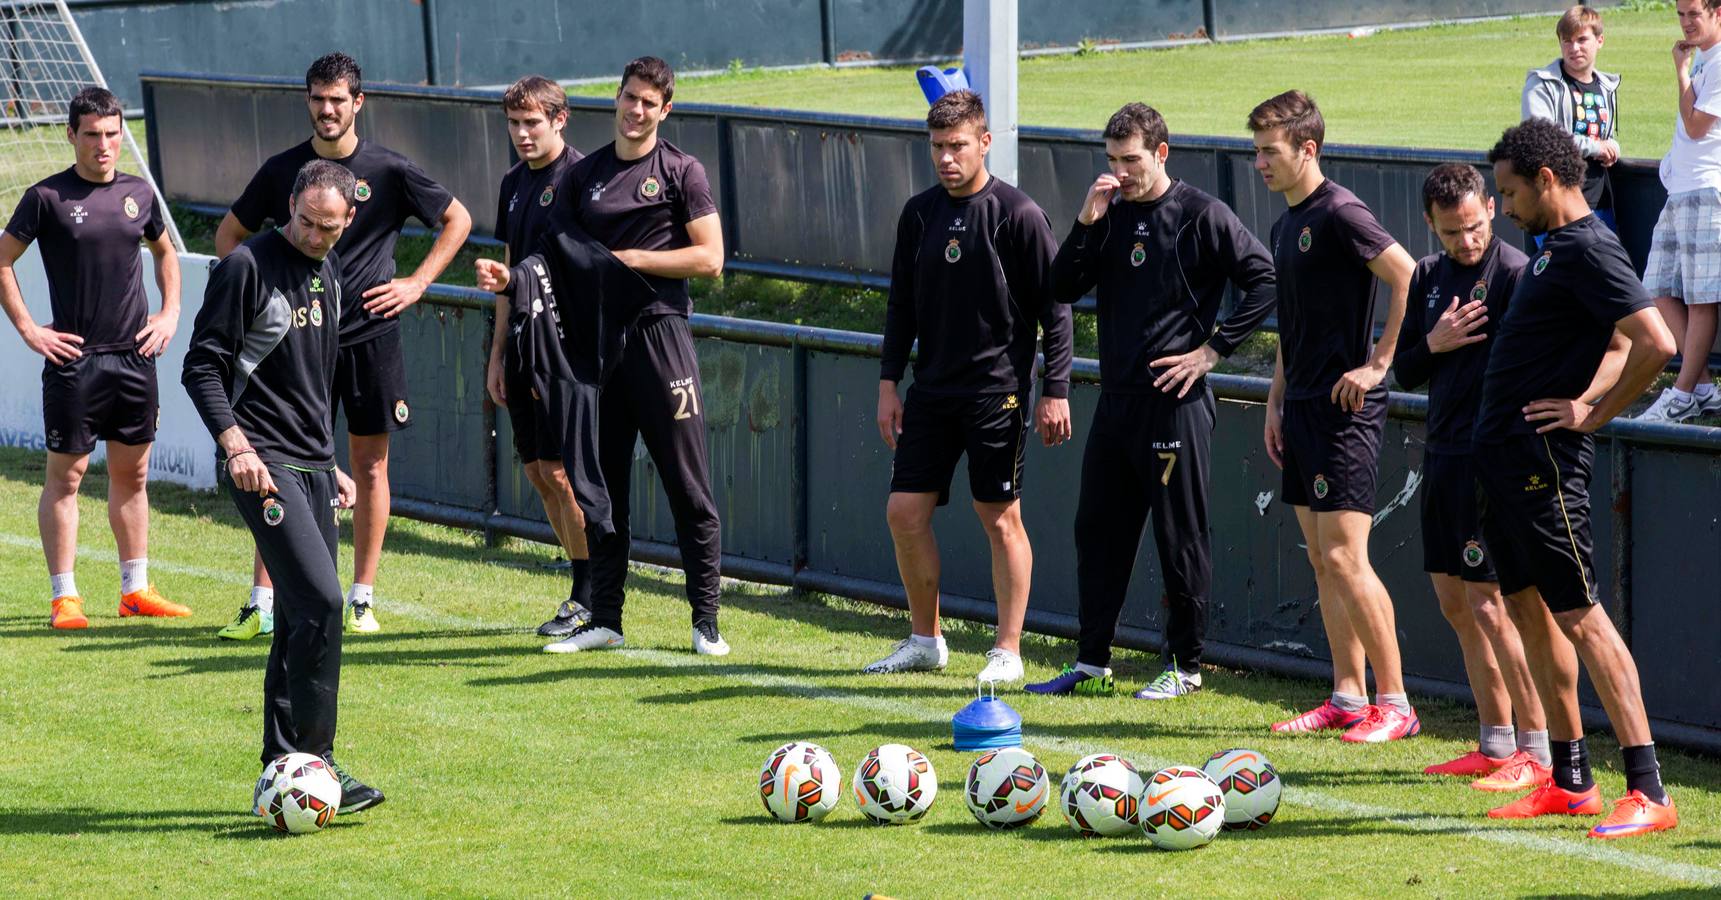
[1423,749,1508,777]
[1341,705,1421,743]
[1588,791,1678,839]
[1271,700,1366,734]
[1488,783,1603,819]
[1471,751,1552,793]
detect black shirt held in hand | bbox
[1473,215,1651,446]
[1050,180,1275,394]
[4,167,166,353]
[558,140,717,319]
[495,144,584,262]
[229,139,453,346]
[1270,179,1397,400]
[880,176,1074,398]
[1393,237,1528,453]
[183,230,342,470]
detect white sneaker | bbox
[692,621,730,656]
[543,624,624,653]
[1634,387,1701,423]
[1133,666,1203,700]
[976,648,1024,684]
[862,637,947,674]
[1695,387,1721,416]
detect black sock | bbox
[1552,738,1594,793]
[1622,744,1669,805]
[568,559,592,607]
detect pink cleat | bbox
[1341,705,1421,743]
[1270,700,1367,734]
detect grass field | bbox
[2,446,1719,898]
[577,6,1689,158]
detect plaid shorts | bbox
[1643,188,1721,305]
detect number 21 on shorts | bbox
[669,376,701,420]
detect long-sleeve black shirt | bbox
[183,229,342,469]
[1050,180,1275,393]
[880,176,1073,398]
[1392,237,1527,453]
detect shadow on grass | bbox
[0,807,244,836]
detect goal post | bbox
[0,0,183,250]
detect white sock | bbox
[1668,386,1693,401]
[1331,691,1368,713]
[348,583,374,606]
[910,632,944,650]
[1694,382,1717,399]
[49,572,77,600]
[1074,662,1111,678]
[250,586,275,615]
[1377,692,1413,715]
[120,558,149,595]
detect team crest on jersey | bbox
[539,184,555,206]
[1002,394,1019,411]
[1463,540,1485,568]
[640,175,661,198]
[123,196,139,219]
[1130,242,1147,267]
[1470,280,1487,303]
[394,400,410,424]
[944,239,962,263]
[1533,250,1551,276]
[309,300,323,327]
[1312,473,1330,499]
[1298,225,1312,253]
[262,498,285,527]
[354,179,372,202]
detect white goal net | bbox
[0,0,181,248]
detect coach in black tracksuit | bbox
[1031,104,1274,699]
[184,161,381,812]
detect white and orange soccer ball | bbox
[253,752,342,834]
[964,747,1050,830]
[1058,753,1144,836]
[1140,765,1226,850]
[1202,748,1282,831]
[852,743,937,825]
[758,741,841,823]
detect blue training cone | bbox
[952,683,1023,751]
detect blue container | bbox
[916,65,970,106]
[952,693,1023,751]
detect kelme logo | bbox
[1130,242,1146,267]
[1463,540,1485,568]
[1533,251,1551,276]
[944,239,962,263]
[1312,473,1330,499]
[1002,394,1019,411]
[262,498,285,527]
[1298,226,1312,253]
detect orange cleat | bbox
[1488,783,1602,819]
[50,595,88,629]
[119,585,191,618]
[1588,791,1678,839]
[1424,749,1509,777]
[1471,751,1552,793]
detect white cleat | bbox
[543,624,624,654]
[976,648,1025,685]
[693,621,730,656]
[862,637,947,674]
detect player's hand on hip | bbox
[362,275,428,317]
[1524,397,1595,434]
[1036,396,1072,446]
[227,452,275,496]
[1331,362,1385,413]
[1425,296,1489,354]
[134,310,179,358]
[1263,403,1285,469]
[475,258,511,293]
[876,382,903,450]
[485,356,507,408]
[1078,174,1121,225]
[335,468,358,509]
[1149,345,1219,398]
[25,324,83,365]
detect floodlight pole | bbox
[965,0,1019,186]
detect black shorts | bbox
[1420,450,1497,583]
[1279,389,1386,514]
[42,350,157,455]
[890,388,1029,506]
[334,329,411,436]
[1474,432,1598,613]
[503,347,561,464]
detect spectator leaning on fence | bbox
[1521,6,1620,231]
[1635,0,1721,424]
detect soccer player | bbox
[487,75,592,636]
[1477,118,1679,838]
[213,52,472,639]
[1635,0,1721,424]
[524,56,729,655]
[1392,164,1554,786]
[184,159,384,814]
[1521,6,1621,230]
[866,89,1074,684]
[1026,103,1273,699]
[0,86,188,629]
[1250,91,1421,742]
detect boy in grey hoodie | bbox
[1521,5,1621,228]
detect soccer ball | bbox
[758,741,841,823]
[1058,753,1144,836]
[253,752,342,834]
[1140,765,1226,851]
[852,743,937,825]
[1202,748,1282,831]
[964,747,1049,830]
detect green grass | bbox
[576,8,1687,158]
[1,446,1719,897]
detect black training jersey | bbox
[881,177,1074,398]
[4,168,165,353]
[1393,238,1527,453]
[1473,216,1651,446]
[558,140,717,318]
[1051,180,1275,394]
[1270,179,1397,400]
[495,144,583,262]
[183,229,342,469]
[229,138,453,346]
